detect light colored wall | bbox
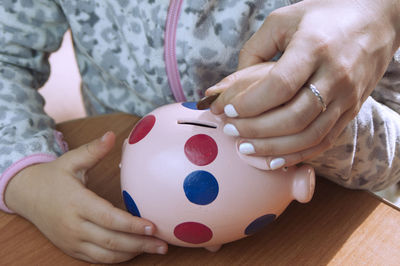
[39,31,85,123]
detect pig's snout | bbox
[292,165,316,203]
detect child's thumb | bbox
[62,131,116,172]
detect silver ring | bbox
[307,83,327,112]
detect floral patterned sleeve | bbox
[0,1,69,212]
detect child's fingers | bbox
[80,220,167,254]
[78,242,139,264]
[79,191,156,236]
[61,131,116,172]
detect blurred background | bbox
[39,31,85,123]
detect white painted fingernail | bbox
[270,158,286,170]
[223,124,240,136]
[239,143,256,154]
[101,131,110,142]
[224,104,239,117]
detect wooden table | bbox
[1,113,400,265]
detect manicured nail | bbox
[223,124,240,136]
[101,131,110,142]
[157,246,167,254]
[224,104,239,117]
[239,143,255,154]
[270,158,286,170]
[144,226,153,235]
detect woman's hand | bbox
[207,0,400,170]
[5,132,168,263]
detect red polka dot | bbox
[129,115,156,144]
[174,222,213,244]
[184,134,218,166]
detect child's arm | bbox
[5,132,167,263]
[0,1,69,213]
[0,2,167,263]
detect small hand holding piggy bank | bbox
[120,102,315,252]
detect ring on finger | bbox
[306,83,327,112]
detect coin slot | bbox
[178,120,217,129]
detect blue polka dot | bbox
[123,190,141,217]
[183,170,219,205]
[182,102,199,110]
[245,214,276,235]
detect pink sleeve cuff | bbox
[0,154,57,213]
[54,130,69,153]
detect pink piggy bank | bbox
[120,102,315,251]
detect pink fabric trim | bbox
[164,0,186,102]
[54,130,69,153]
[0,153,57,213]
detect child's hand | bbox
[4,132,168,263]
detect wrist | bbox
[4,165,39,218]
[1,154,57,214]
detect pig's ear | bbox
[292,165,316,203]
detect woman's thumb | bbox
[62,131,116,172]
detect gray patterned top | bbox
[0,0,400,212]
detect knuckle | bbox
[98,209,115,228]
[139,241,150,253]
[269,68,297,98]
[129,220,143,234]
[334,61,352,80]
[308,33,332,56]
[104,236,119,250]
[222,72,240,85]
[265,10,287,42]
[267,6,291,22]
[59,218,80,239]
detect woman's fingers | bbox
[264,107,357,169]
[224,86,326,138]
[207,62,275,114]
[237,5,303,70]
[212,37,319,118]
[237,99,343,156]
